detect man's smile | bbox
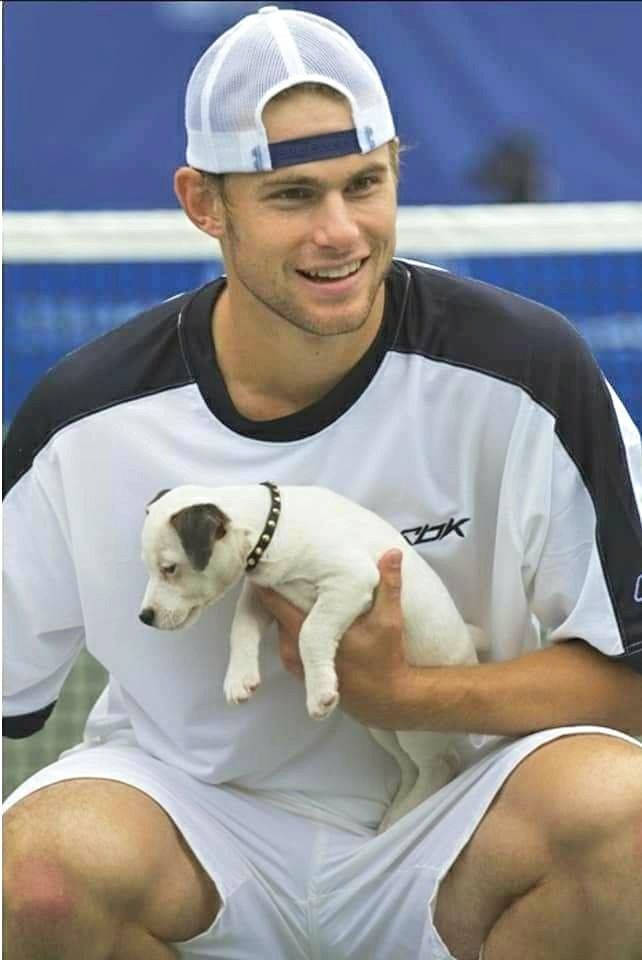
[297,258,368,281]
[295,257,370,294]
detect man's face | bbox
[217,90,398,337]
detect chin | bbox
[297,301,376,337]
[158,605,203,630]
[182,606,204,629]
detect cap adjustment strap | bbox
[269,129,361,169]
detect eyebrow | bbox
[257,161,390,192]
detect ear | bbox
[170,503,229,571]
[173,166,226,240]
[146,489,171,513]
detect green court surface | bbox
[3,651,107,801]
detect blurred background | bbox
[5,0,642,210]
[3,1,641,796]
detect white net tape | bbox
[4,202,642,262]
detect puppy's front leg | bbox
[299,570,378,720]
[224,578,271,704]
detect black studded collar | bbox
[245,482,282,572]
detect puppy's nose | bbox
[139,607,155,626]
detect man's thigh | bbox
[4,728,639,959]
[1,742,316,958]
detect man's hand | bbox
[258,553,642,737]
[256,550,416,728]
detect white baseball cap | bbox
[185,5,396,173]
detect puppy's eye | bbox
[161,563,178,576]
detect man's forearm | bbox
[258,570,642,738]
[395,640,642,737]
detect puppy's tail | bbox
[466,625,489,656]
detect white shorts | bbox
[3,725,640,960]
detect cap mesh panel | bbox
[184,7,395,171]
[290,21,383,110]
[207,28,289,134]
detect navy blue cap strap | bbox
[269,128,361,168]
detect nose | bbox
[139,607,155,626]
[312,193,360,249]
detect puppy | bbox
[140,483,484,828]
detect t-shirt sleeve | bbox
[529,362,642,673]
[3,411,85,737]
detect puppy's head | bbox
[139,487,244,630]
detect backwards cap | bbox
[185,5,396,173]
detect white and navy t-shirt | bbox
[4,259,641,819]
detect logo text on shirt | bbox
[634,574,642,603]
[401,517,470,546]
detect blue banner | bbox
[4,1,642,210]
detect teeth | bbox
[305,260,362,279]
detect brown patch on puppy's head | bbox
[170,503,229,571]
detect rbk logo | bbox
[402,517,470,546]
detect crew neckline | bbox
[178,259,410,442]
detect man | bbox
[3,7,642,959]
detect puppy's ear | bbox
[146,489,171,513]
[170,503,228,571]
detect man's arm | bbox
[3,379,86,736]
[259,550,642,738]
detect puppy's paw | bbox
[224,670,261,705]
[307,687,340,720]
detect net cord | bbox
[4,203,642,263]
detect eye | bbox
[161,563,177,576]
[270,187,315,203]
[347,174,381,195]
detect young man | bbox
[3,7,642,960]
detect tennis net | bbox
[3,202,641,796]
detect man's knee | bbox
[3,778,220,954]
[458,734,642,888]
[3,842,117,959]
[434,734,642,958]
[530,735,642,926]
[495,734,642,856]
[5,780,164,909]
[4,853,76,920]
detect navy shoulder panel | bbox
[395,260,642,668]
[395,259,591,407]
[3,290,197,497]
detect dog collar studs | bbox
[245,482,281,571]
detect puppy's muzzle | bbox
[139,607,155,626]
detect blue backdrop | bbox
[4,2,641,431]
[5,0,642,209]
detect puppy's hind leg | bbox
[224,579,271,704]
[383,732,461,828]
[369,728,418,833]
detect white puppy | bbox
[140,483,484,828]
